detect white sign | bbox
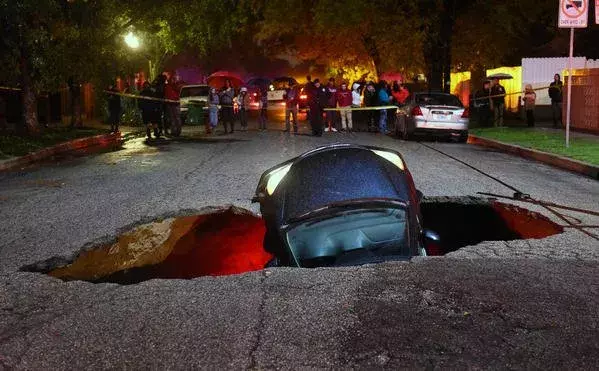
[559,0,588,28]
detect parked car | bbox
[297,84,309,111]
[267,77,298,107]
[246,77,272,109]
[396,92,469,142]
[179,84,210,123]
[252,144,441,268]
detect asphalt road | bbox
[1,117,598,369]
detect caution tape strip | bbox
[104,90,406,112]
[470,85,555,102]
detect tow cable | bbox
[418,141,599,241]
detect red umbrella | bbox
[207,71,244,89]
[379,72,404,83]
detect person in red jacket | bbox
[164,77,182,136]
[335,82,353,132]
[391,81,410,105]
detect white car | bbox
[179,84,210,123]
[396,92,469,142]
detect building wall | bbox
[568,68,599,134]
[522,57,590,105]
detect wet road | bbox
[1,117,598,369]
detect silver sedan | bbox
[396,92,469,142]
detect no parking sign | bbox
[558,0,588,28]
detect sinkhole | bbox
[22,198,563,284]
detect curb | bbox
[468,135,599,180]
[0,132,122,172]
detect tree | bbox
[255,0,424,81]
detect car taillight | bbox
[411,106,423,116]
[461,107,470,118]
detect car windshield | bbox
[180,86,210,98]
[415,93,463,107]
[285,207,410,268]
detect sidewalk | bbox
[468,125,599,179]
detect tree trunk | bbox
[424,0,457,92]
[20,54,40,136]
[362,35,382,79]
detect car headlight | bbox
[371,150,405,170]
[266,164,292,195]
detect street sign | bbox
[559,0,588,28]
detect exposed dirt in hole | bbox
[421,197,564,254]
[24,207,272,284]
[22,198,563,284]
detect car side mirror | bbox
[423,229,442,256]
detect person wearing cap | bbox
[237,87,250,131]
[283,81,299,133]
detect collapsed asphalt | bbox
[1,121,598,368]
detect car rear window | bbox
[180,86,210,98]
[279,148,410,221]
[415,94,463,107]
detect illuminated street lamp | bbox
[124,32,140,49]
[124,32,153,81]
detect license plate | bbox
[433,114,451,121]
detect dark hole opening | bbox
[22,198,563,284]
[421,197,563,254]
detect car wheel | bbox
[457,132,468,143]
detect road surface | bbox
[1,118,598,369]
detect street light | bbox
[124,32,153,81]
[124,32,140,49]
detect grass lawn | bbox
[470,128,599,166]
[0,127,108,159]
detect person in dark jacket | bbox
[474,80,492,127]
[308,79,327,136]
[154,74,167,135]
[490,78,506,127]
[106,85,121,133]
[258,87,268,131]
[283,81,299,133]
[139,82,159,139]
[220,79,235,134]
[364,81,378,132]
[548,73,563,128]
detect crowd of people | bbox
[106,74,412,139]
[300,75,410,137]
[106,74,184,139]
[473,73,564,128]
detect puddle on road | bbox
[22,198,563,284]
